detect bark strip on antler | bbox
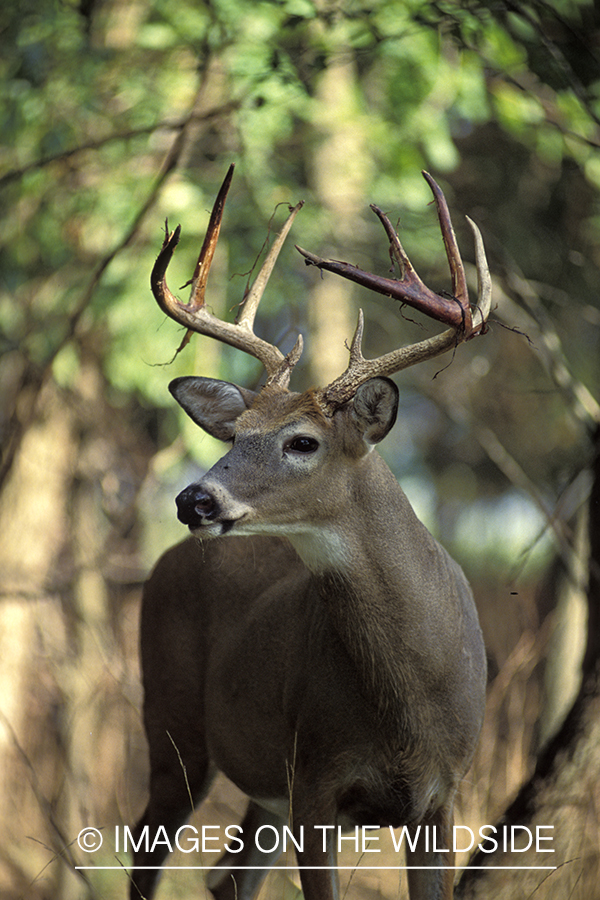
[188,162,235,311]
[296,173,492,414]
[296,172,472,332]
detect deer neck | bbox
[287,452,451,725]
[287,451,438,585]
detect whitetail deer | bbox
[130,165,490,900]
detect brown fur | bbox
[129,378,486,900]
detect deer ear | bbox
[351,377,399,445]
[169,377,257,442]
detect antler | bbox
[151,163,305,388]
[296,172,492,412]
[153,168,490,408]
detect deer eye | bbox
[286,436,319,454]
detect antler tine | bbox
[421,171,472,333]
[189,162,235,311]
[299,174,491,414]
[466,216,492,335]
[237,201,305,331]
[317,314,459,412]
[151,166,304,388]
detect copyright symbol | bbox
[77,827,103,852]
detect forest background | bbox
[1,1,600,898]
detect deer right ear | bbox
[169,377,257,442]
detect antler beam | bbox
[295,172,491,412]
[151,163,304,388]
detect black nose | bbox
[175,486,219,526]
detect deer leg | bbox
[406,804,455,900]
[294,817,340,900]
[129,730,213,900]
[285,792,340,900]
[206,801,287,900]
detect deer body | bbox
[130,168,491,900]
[132,380,486,900]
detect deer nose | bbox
[175,486,219,526]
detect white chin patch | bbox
[190,521,232,538]
[286,527,349,573]
[191,520,348,572]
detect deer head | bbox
[152,164,490,393]
[151,165,491,553]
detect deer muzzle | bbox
[175,485,220,527]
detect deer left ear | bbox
[351,377,399,445]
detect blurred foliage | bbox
[1,0,599,569]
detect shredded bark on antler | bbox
[295,172,491,412]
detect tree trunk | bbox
[308,52,370,386]
[0,367,148,898]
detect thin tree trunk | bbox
[308,54,370,386]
